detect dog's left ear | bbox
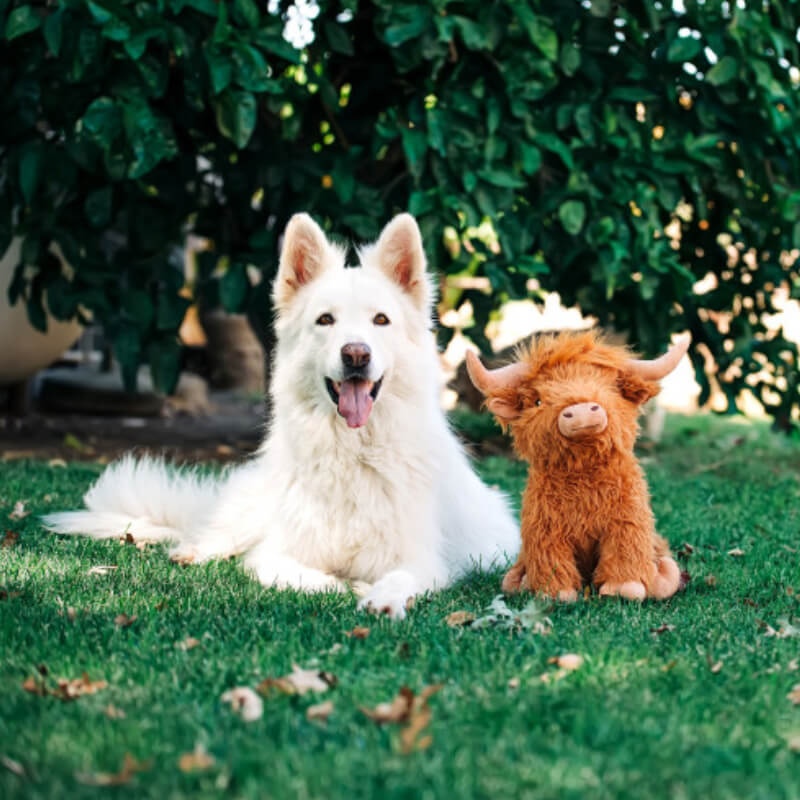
[372,214,431,311]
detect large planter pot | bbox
[0,238,82,385]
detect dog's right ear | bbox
[273,213,336,310]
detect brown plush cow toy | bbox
[466,330,689,602]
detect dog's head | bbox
[271,213,434,429]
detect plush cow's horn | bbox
[628,333,691,381]
[465,350,530,395]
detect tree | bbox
[2,1,799,426]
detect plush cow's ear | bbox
[617,372,660,405]
[487,395,523,422]
[371,213,430,310]
[274,213,337,310]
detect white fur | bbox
[43,214,519,619]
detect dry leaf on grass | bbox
[470,595,551,634]
[221,687,263,722]
[786,734,800,752]
[361,685,443,755]
[8,502,29,521]
[508,677,520,690]
[2,530,19,548]
[651,623,676,635]
[104,704,126,719]
[48,458,67,468]
[176,636,201,651]
[87,565,117,576]
[114,614,137,628]
[1,755,25,777]
[0,589,22,601]
[258,664,337,696]
[23,672,108,701]
[306,700,334,722]
[710,661,723,673]
[548,654,584,671]
[727,548,745,557]
[677,542,695,558]
[178,744,215,773]
[444,611,475,628]
[704,574,718,587]
[788,685,800,706]
[344,626,370,639]
[764,619,800,639]
[76,753,150,786]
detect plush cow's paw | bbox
[650,556,681,599]
[599,580,646,601]
[357,570,418,620]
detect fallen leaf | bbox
[787,734,800,752]
[471,595,551,634]
[306,700,334,722]
[1,755,25,777]
[344,626,371,639]
[679,570,691,590]
[677,542,694,558]
[114,614,137,628]
[22,677,46,696]
[1,530,19,548]
[221,687,263,722]
[445,611,475,628]
[48,458,67,468]
[508,677,520,689]
[0,589,22,601]
[549,653,583,671]
[650,624,676,635]
[8,502,29,521]
[176,636,201,651]
[178,744,215,773]
[258,664,337,696]
[727,548,745,557]
[76,753,150,786]
[788,659,799,672]
[87,565,118,576]
[540,670,568,685]
[788,684,800,706]
[104,704,126,719]
[704,574,717,587]
[660,660,677,672]
[710,661,723,673]
[54,673,108,701]
[764,618,800,639]
[361,685,443,755]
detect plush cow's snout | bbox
[341,342,371,369]
[558,402,608,439]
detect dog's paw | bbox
[599,580,646,601]
[357,570,418,620]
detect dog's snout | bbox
[341,342,371,369]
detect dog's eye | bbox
[373,313,390,326]
[316,313,335,326]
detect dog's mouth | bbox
[325,376,383,428]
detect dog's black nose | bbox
[341,342,371,369]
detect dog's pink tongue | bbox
[338,379,373,428]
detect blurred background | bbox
[1,0,799,460]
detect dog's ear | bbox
[371,214,430,310]
[274,213,338,310]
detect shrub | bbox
[1,1,799,426]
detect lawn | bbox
[1,413,799,800]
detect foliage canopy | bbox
[1,0,799,425]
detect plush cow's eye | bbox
[535,398,542,407]
[316,313,335,326]
[373,313,390,326]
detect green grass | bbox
[1,413,799,800]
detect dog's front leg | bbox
[246,552,348,593]
[357,558,446,620]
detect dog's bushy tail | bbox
[42,455,218,545]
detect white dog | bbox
[44,213,518,618]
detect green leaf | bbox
[220,262,249,312]
[122,290,154,331]
[86,1,112,24]
[477,169,526,189]
[206,45,233,94]
[233,0,260,29]
[666,35,701,63]
[383,13,428,47]
[156,291,191,331]
[5,5,40,40]
[114,327,141,392]
[706,56,738,86]
[84,187,112,228]
[42,9,62,55]
[215,90,256,148]
[558,200,586,235]
[514,8,558,61]
[324,20,353,56]
[401,127,427,177]
[560,43,581,76]
[19,147,41,204]
[83,97,121,149]
[148,338,182,394]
